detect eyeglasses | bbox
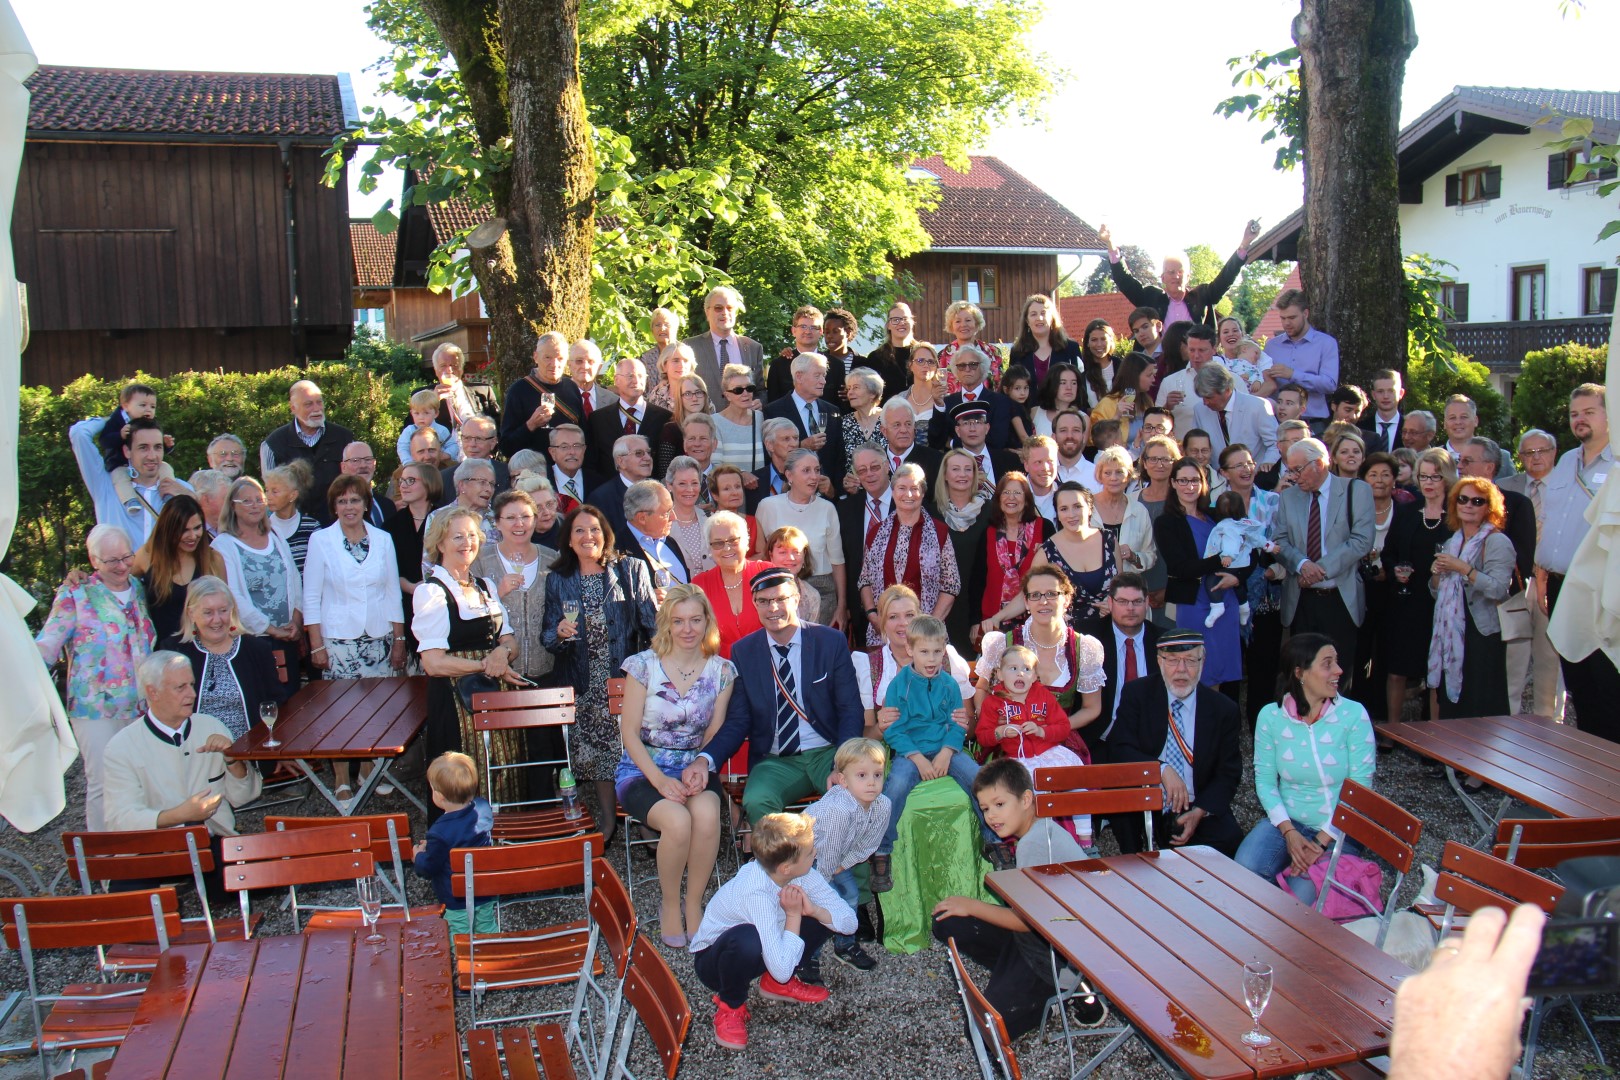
[1417,473,1444,483]
[97,553,136,566]
[1456,494,1489,507]
[887,315,913,323]
[709,537,742,550]
[952,362,980,371]
[1172,476,1203,486]
[1026,590,1060,603]
[231,497,265,507]
[911,356,938,366]
[1522,447,1555,457]
[398,477,420,487]
[1160,654,1204,668]
[551,441,585,452]
[1111,596,1147,607]
[343,456,375,465]
[725,386,758,396]
[1143,456,1173,466]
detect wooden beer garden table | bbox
[229,677,431,817]
[987,847,1411,1079]
[103,922,463,1079]
[1376,713,1620,842]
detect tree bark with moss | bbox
[1292,0,1417,391]
[415,0,595,385]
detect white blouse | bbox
[303,523,405,639]
[410,565,510,652]
[851,643,973,710]
[755,494,842,574]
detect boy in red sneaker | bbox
[689,812,856,1049]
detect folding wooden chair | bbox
[1429,841,1583,1077]
[2,889,181,1080]
[219,822,375,937]
[465,1024,579,1080]
[472,686,588,844]
[603,935,691,1080]
[265,813,442,926]
[1494,816,1620,908]
[1315,780,1423,948]
[59,827,256,974]
[1034,763,1164,854]
[946,936,1023,1080]
[569,860,639,1079]
[453,832,606,1030]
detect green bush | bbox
[9,364,403,610]
[1403,351,1510,445]
[1511,342,1609,453]
[345,324,430,384]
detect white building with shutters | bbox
[1249,86,1619,396]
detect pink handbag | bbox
[1279,852,1384,922]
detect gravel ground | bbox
[3,693,1619,1080]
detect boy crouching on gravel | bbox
[689,812,855,1050]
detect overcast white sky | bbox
[13,0,1617,268]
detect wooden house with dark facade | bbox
[14,65,358,387]
[900,156,1103,344]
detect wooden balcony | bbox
[1447,315,1611,372]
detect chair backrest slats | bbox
[1036,789,1163,817]
[222,823,372,864]
[619,935,691,1080]
[267,814,411,866]
[62,826,215,882]
[1035,763,1159,791]
[1435,841,1565,915]
[471,686,574,711]
[451,832,604,899]
[226,851,375,894]
[1034,763,1165,826]
[1330,785,1420,874]
[3,888,182,950]
[472,705,576,732]
[1492,816,1620,868]
[591,860,639,980]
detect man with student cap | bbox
[945,399,1020,493]
[1106,628,1244,856]
[685,565,864,829]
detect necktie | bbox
[867,498,883,543]
[1123,636,1139,683]
[1217,409,1231,444]
[1307,493,1323,563]
[622,406,638,436]
[892,453,902,470]
[773,643,800,755]
[718,338,732,369]
[583,391,593,418]
[1162,697,1192,789]
[565,474,581,502]
[1528,478,1544,540]
[1379,421,1392,452]
[964,388,977,403]
[803,402,817,436]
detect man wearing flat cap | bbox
[942,399,1021,493]
[1107,629,1244,856]
[685,566,864,829]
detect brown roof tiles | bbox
[350,220,397,290]
[910,155,1102,253]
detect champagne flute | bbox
[357,875,385,945]
[1241,961,1274,1047]
[562,599,580,631]
[260,700,280,748]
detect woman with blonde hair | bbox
[649,341,699,414]
[900,342,946,445]
[1384,447,1458,723]
[616,584,737,945]
[638,305,683,374]
[215,476,303,645]
[1428,477,1515,720]
[935,447,993,651]
[174,575,290,753]
[937,300,1004,391]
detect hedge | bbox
[1402,351,1510,446]
[1511,342,1609,454]
[10,363,403,615]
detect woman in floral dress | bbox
[616,585,737,946]
[542,505,659,845]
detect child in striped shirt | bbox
[802,738,890,976]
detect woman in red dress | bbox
[974,471,1051,646]
[691,510,773,658]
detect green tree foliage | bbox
[1228,261,1294,334]
[335,0,1053,360]
[1400,254,1508,443]
[345,324,429,384]
[1214,46,1303,172]
[1184,245,1234,318]
[1512,342,1609,452]
[1082,247,1157,295]
[9,365,401,607]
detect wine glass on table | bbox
[1241,961,1273,1047]
[260,700,280,748]
[357,875,385,945]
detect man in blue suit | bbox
[683,566,864,828]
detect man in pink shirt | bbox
[1098,219,1261,329]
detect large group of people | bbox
[50,250,1602,1069]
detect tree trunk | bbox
[417,0,596,390]
[1293,0,1416,391]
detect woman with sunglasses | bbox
[1427,477,1515,721]
[1384,447,1457,723]
[712,364,766,482]
[1154,458,1242,696]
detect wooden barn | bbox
[900,156,1103,345]
[382,168,491,373]
[14,65,358,387]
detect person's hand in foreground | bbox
[1387,903,1545,1080]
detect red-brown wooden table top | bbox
[1376,713,1620,818]
[987,847,1411,1080]
[103,922,462,1080]
[230,677,429,761]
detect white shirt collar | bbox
[147,711,187,741]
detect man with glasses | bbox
[685,286,765,408]
[587,434,656,540]
[438,417,511,505]
[423,460,501,571]
[766,305,827,401]
[837,445,893,630]
[1271,437,1374,691]
[1094,572,1161,764]
[944,401,1019,491]
[1129,407,1176,461]
[929,344,1016,451]
[545,423,602,514]
[1109,628,1243,855]
[205,434,247,480]
[1498,429,1563,719]
[585,356,671,477]
[1100,219,1259,330]
[340,442,390,526]
[621,479,688,589]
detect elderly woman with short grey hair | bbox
[37,524,156,830]
[423,458,500,572]
[755,447,846,628]
[838,366,887,491]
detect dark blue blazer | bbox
[702,623,864,769]
[927,388,1017,451]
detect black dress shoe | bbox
[856,903,877,943]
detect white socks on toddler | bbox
[1205,601,1226,628]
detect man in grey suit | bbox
[1271,437,1375,690]
[683,285,765,409]
[1493,430,1564,718]
[1192,362,1279,465]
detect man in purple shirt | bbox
[1262,288,1339,428]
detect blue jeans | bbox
[1235,816,1361,905]
[878,750,993,855]
[813,868,860,954]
